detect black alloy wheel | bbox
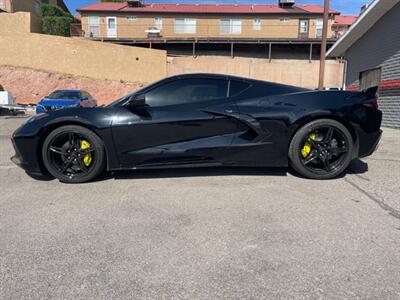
[42,125,105,183]
[289,119,354,179]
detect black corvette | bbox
[11,74,382,183]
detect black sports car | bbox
[11,74,382,183]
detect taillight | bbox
[363,98,379,109]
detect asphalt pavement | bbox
[0,116,399,299]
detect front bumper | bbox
[10,154,23,167]
[10,136,45,176]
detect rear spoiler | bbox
[347,86,378,100]
[361,86,379,98]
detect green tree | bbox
[40,3,77,37]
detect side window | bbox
[229,80,251,97]
[145,78,228,107]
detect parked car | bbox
[11,74,382,183]
[0,83,17,114]
[36,90,97,114]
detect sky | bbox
[65,0,370,16]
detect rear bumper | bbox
[358,129,382,158]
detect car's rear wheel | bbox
[42,125,105,183]
[289,119,354,179]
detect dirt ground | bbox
[0,66,143,105]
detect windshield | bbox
[107,94,132,107]
[48,91,81,99]
[107,79,167,107]
[107,85,151,107]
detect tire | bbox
[42,125,105,183]
[288,119,354,180]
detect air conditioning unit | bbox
[278,0,295,8]
[145,27,161,38]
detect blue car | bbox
[36,90,97,114]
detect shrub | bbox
[40,3,75,36]
[42,16,74,36]
[40,3,70,18]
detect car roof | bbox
[52,90,82,93]
[169,73,253,82]
[166,73,308,91]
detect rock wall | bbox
[0,67,142,105]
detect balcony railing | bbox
[74,23,337,40]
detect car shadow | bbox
[288,158,369,180]
[101,166,288,181]
[99,159,369,181]
[27,159,369,182]
[346,159,369,175]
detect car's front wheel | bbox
[289,119,354,179]
[42,125,105,183]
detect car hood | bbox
[38,98,80,107]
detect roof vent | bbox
[278,0,295,8]
[127,0,144,8]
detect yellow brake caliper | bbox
[80,140,92,167]
[301,133,316,158]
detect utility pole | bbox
[318,0,330,90]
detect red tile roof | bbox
[295,4,337,14]
[122,4,287,14]
[77,2,339,15]
[78,2,126,12]
[334,15,358,26]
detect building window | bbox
[174,18,196,34]
[88,16,100,37]
[253,19,261,31]
[316,19,323,38]
[280,18,291,22]
[126,16,137,21]
[359,68,381,90]
[0,0,6,10]
[221,19,242,34]
[154,17,163,30]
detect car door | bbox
[111,77,241,167]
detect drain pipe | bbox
[340,57,348,90]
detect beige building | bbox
[332,15,357,38]
[77,1,339,41]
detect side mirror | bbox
[130,94,146,107]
